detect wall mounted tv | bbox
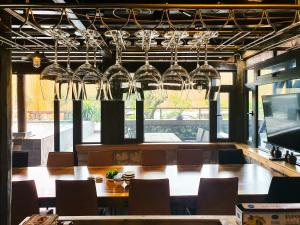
[262,93,300,152]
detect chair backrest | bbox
[12,151,28,168]
[196,177,238,215]
[177,150,203,165]
[87,151,114,166]
[266,176,300,203]
[47,152,74,167]
[218,149,246,164]
[196,128,209,142]
[129,179,171,215]
[12,180,39,225]
[141,150,167,166]
[55,180,98,216]
[202,130,209,142]
[196,128,204,142]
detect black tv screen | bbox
[262,93,300,152]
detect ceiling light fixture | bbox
[22,51,49,68]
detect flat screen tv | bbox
[262,93,300,152]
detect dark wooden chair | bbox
[196,177,238,215]
[218,149,246,164]
[12,180,39,225]
[12,151,28,168]
[87,151,114,166]
[55,180,98,216]
[128,179,171,215]
[141,150,167,166]
[47,152,74,167]
[265,176,300,203]
[177,149,203,165]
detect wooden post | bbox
[73,100,82,166]
[0,4,12,225]
[54,98,60,152]
[233,57,247,142]
[17,75,27,133]
[101,101,125,144]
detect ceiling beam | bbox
[1,4,300,9]
[52,0,86,31]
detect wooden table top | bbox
[21,215,236,225]
[12,164,277,199]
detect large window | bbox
[220,72,233,85]
[124,94,137,139]
[82,101,101,142]
[258,84,273,148]
[143,89,210,143]
[142,72,233,143]
[12,75,54,139]
[258,80,300,148]
[60,101,73,151]
[12,74,55,165]
[248,91,253,143]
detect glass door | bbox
[210,90,232,142]
[217,92,230,139]
[247,89,256,146]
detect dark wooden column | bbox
[233,57,247,142]
[54,99,60,152]
[0,4,12,225]
[73,100,82,166]
[17,75,27,133]
[101,101,125,144]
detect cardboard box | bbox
[236,203,300,225]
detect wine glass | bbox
[161,32,190,98]
[41,37,67,101]
[104,30,132,100]
[133,30,161,101]
[55,39,81,101]
[199,62,221,101]
[74,30,102,101]
[90,45,108,101]
[200,36,221,101]
[189,48,210,99]
[189,31,220,101]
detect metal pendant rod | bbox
[1,4,300,9]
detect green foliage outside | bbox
[163,93,192,119]
[125,91,196,120]
[82,101,101,122]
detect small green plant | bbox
[105,169,119,179]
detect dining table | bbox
[12,164,279,208]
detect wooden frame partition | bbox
[76,143,237,165]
